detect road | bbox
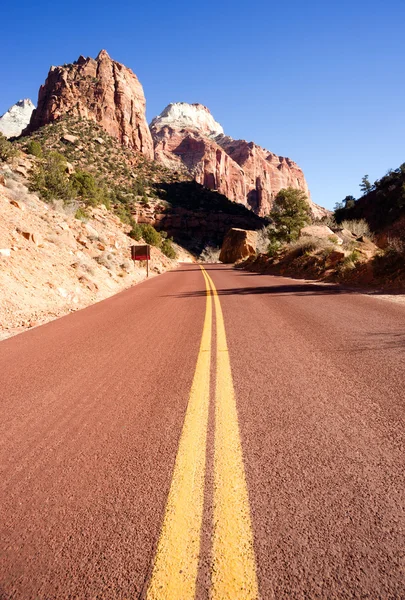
[0,264,404,599]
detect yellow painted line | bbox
[203,268,259,600]
[147,266,212,600]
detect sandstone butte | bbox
[150,102,327,219]
[23,50,154,159]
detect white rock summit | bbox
[150,102,224,138]
[0,99,35,138]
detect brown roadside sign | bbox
[131,245,150,261]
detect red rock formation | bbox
[152,125,247,202]
[23,50,154,159]
[151,103,327,218]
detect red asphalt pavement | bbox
[0,264,404,599]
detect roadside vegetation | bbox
[244,184,405,288]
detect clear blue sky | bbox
[1,0,404,209]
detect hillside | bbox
[0,157,193,340]
[334,163,405,242]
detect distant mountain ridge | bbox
[17,50,326,217]
[0,99,35,138]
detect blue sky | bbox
[1,0,404,209]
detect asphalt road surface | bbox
[0,264,404,599]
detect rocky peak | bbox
[23,51,154,159]
[150,102,224,138]
[0,99,35,138]
[96,49,111,60]
[150,102,325,217]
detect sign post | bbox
[131,244,151,277]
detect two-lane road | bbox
[0,265,404,599]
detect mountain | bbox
[18,51,325,218]
[0,99,35,138]
[150,102,326,218]
[23,50,154,159]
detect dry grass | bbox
[256,227,271,253]
[341,219,371,238]
[199,245,221,263]
[286,236,331,258]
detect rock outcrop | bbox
[151,102,326,218]
[23,50,154,159]
[0,99,35,138]
[219,228,258,263]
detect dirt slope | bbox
[0,162,192,340]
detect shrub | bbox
[342,250,362,269]
[0,133,18,162]
[328,234,339,244]
[373,245,405,278]
[139,224,162,246]
[29,151,74,202]
[26,140,43,158]
[267,239,282,257]
[340,219,371,238]
[199,245,221,262]
[129,222,142,241]
[256,226,272,253]
[115,203,135,226]
[70,170,107,206]
[75,207,90,221]
[286,237,326,259]
[161,237,177,259]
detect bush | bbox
[340,219,371,238]
[256,226,272,253]
[115,203,135,226]
[161,237,177,259]
[29,151,74,202]
[129,222,142,241]
[0,133,18,162]
[26,140,43,158]
[200,245,221,262]
[286,237,326,259]
[267,239,282,257]
[139,224,162,246]
[75,207,90,221]
[70,170,107,206]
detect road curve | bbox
[0,264,404,599]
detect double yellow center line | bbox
[147,266,258,600]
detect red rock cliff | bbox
[24,50,154,159]
[151,103,326,218]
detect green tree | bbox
[343,195,356,208]
[269,188,311,243]
[360,175,372,195]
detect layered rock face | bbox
[151,103,324,218]
[23,50,154,159]
[0,99,35,138]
